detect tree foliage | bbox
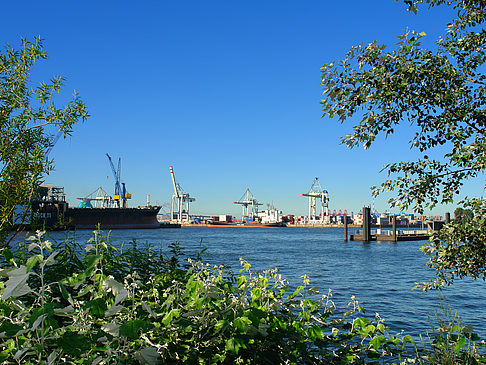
[0,37,88,244]
[320,0,486,287]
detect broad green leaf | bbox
[102,322,120,337]
[85,254,101,271]
[56,331,92,356]
[134,347,160,365]
[225,337,245,355]
[84,298,107,319]
[42,250,59,267]
[454,337,467,353]
[26,254,43,272]
[370,335,386,350]
[119,319,149,339]
[0,321,23,337]
[29,303,57,326]
[2,266,30,300]
[162,308,180,326]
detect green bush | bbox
[0,230,483,364]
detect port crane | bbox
[301,177,329,223]
[233,188,262,218]
[106,154,131,208]
[169,166,195,223]
[77,186,112,208]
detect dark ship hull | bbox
[65,206,161,229]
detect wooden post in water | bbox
[445,212,450,224]
[392,215,397,242]
[344,215,348,241]
[362,207,371,242]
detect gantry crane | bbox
[77,186,112,208]
[169,166,195,223]
[233,188,263,218]
[106,154,131,208]
[301,177,329,222]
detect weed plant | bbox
[0,230,484,364]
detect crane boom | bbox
[106,153,121,196]
[169,166,179,197]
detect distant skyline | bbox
[2,1,480,216]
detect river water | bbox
[42,226,485,340]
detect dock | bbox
[350,229,429,242]
[346,207,432,242]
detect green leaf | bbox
[370,335,386,350]
[162,308,180,326]
[454,337,467,353]
[0,321,23,337]
[119,319,150,339]
[2,266,30,300]
[84,298,107,319]
[85,254,100,271]
[233,316,251,333]
[403,334,414,344]
[236,275,247,288]
[58,282,70,301]
[225,337,245,355]
[57,331,92,356]
[1,249,13,263]
[26,254,43,272]
[29,303,57,326]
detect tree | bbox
[453,206,474,220]
[319,0,486,289]
[0,37,88,244]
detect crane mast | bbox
[301,177,329,223]
[169,166,195,223]
[106,153,131,208]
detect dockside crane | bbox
[301,177,329,222]
[169,166,195,223]
[233,188,263,218]
[77,186,112,208]
[106,154,131,208]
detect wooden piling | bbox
[392,215,397,242]
[362,207,371,242]
[445,212,450,224]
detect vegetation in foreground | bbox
[0,230,484,364]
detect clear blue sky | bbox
[2,0,477,216]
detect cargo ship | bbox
[20,185,162,230]
[66,206,161,229]
[208,221,285,227]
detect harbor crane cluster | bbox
[169,166,195,223]
[301,177,329,223]
[232,188,262,218]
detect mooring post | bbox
[445,212,450,224]
[363,206,371,242]
[344,215,348,241]
[392,215,397,242]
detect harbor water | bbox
[42,227,485,340]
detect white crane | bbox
[233,188,262,218]
[169,166,195,223]
[301,177,329,223]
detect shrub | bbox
[0,230,482,364]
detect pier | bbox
[350,228,430,242]
[348,207,431,242]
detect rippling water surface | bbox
[44,226,485,339]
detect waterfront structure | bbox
[300,177,329,224]
[169,166,195,223]
[232,188,262,218]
